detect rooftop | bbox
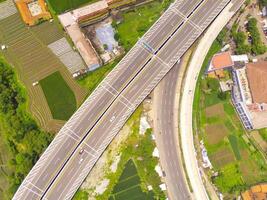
[246,61,267,104]
[210,51,234,70]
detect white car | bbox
[110,115,116,122]
[79,158,84,164]
[79,149,84,154]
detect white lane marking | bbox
[21,185,42,197]
[101,80,135,108]
[24,180,44,193]
[100,84,135,111]
[154,55,170,68]
[171,6,203,33]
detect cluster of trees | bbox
[0,58,53,197]
[247,18,266,55]
[231,18,266,55]
[259,0,267,7]
[231,23,251,54]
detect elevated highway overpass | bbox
[13,0,238,199]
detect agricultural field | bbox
[193,41,267,197]
[40,71,77,120]
[47,0,94,14]
[109,160,154,200]
[0,13,87,132]
[0,136,12,200]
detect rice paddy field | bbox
[193,41,267,197]
[0,13,87,132]
[40,71,77,121]
[109,160,154,200]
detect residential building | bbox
[241,183,267,200]
[15,0,51,26]
[206,51,234,78]
[232,61,267,130]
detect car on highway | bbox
[110,115,116,122]
[79,148,84,154]
[79,158,84,164]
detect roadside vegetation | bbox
[109,159,154,200]
[95,106,165,200]
[0,57,53,199]
[113,0,171,51]
[40,71,77,120]
[193,31,267,198]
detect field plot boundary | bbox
[0,13,87,132]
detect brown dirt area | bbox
[205,124,229,145]
[210,147,235,168]
[205,103,225,118]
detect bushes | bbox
[231,23,251,54]
[247,18,266,55]
[231,19,266,55]
[0,57,53,198]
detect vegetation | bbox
[113,0,171,51]
[258,128,267,143]
[78,60,119,94]
[231,23,251,54]
[247,18,266,55]
[95,106,165,199]
[0,14,86,131]
[47,0,95,14]
[109,159,154,200]
[0,57,53,199]
[259,0,267,7]
[231,18,266,55]
[73,189,89,200]
[193,35,267,198]
[40,71,77,121]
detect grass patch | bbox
[47,0,94,14]
[228,135,241,160]
[113,0,169,51]
[109,159,154,200]
[73,189,89,200]
[78,60,119,94]
[213,163,245,193]
[259,128,267,143]
[40,71,77,120]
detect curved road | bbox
[179,1,244,200]
[13,0,236,199]
[153,59,191,200]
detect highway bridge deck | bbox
[13,0,234,199]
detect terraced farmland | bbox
[0,13,87,132]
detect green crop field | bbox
[40,71,77,121]
[0,13,87,132]
[109,160,154,200]
[47,0,94,14]
[193,41,267,198]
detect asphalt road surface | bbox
[153,61,191,200]
[13,0,234,199]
